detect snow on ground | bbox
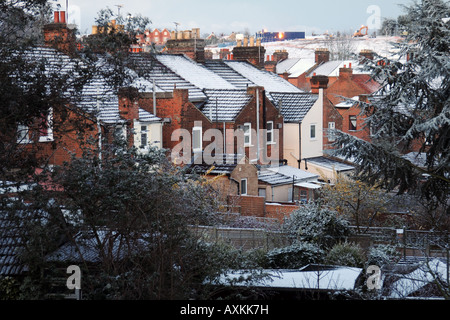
[207,36,404,61]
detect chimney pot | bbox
[60,11,66,24]
[54,11,60,23]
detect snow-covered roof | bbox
[216,265,362,290]
[267,92,318,123]
[307,60,367,77]
[268,165,319,181]
[306,156,355,172]
[200,89,252,122]
[18,47,160,125]
[155,54,236,90]
[222,60,303,93]
[277,58,316,78]
[203,60,255,89]
[258,165,318,186]
[389,258,448,299]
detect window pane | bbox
[241,179,247,195]
[193,127,202,150]
[141,126,148,147]
[244,123,251,145]
[349,116,357,130]
[310,125,316,138]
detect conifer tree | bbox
[331,0,450,215]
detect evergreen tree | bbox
[331,0,450,215]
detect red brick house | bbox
[13,11,163,167]
[141,28,171,45]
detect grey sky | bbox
[56,0,413,35]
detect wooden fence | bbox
[189,225,290,251]
[190,224,449,257]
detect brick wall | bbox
[37,105,100,166]
[265,203,299,223]
[228,195,265,217]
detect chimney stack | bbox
[310,75,329,94]
[44,10,76,56]
[59,11,66,24]
[314,48,330,64]
[339,64,353,79]
[232,36,266,69]
[359,49,374,61]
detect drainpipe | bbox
[256,89,260,163]
[298,122,302,169]
[153,79,157,116]
[96,87,102,167]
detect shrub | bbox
[367,244,401,267]
[266,242,324,269]
[325,242,365,268]
[282,202,352,248]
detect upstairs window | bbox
[192,126,202,153]
[267,121,274,144]
[17,124,30,144]
[244,123,251,146]
[39,108,53,142]
[349,115,357,131]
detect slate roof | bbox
[203,60,255,89]
[155,55,236,90]
[203,60,317,123]
[306,156,355,172]
[267,92,318,123]
[219,60,303,93]
[19,47,161,124]
[200,89,253,122]
[186,153,247,175]
[0,210,28,276]
[258,165,318,186]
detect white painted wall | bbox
[133,120,163,152]
[283,89,323,167]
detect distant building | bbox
[258,31,306,42]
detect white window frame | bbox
[349,115,357,131]
[192,126,202,153]
[17,124,31,144]
[240,178,248,195]
[266,121,274,144]
[140,125,148,149]
[328,121,336,142]
[243,122,251,147]
[39,107,53,142]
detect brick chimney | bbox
[314,48,330,64]
[232,37,266,69]
[359,49,374,61]
[310,75,329,94]
[165,28,206,63]
[273,50,288,62]
[118,87,140,122]
[339,63,353,80]
[44,11,76,56]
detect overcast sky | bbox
[55,0,413,35]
